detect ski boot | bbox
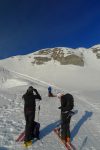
[66,137,70,143]
[23,140,32,148]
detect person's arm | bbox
[22,94,24,99]
[33,89,42,100]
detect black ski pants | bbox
[24,110,35,142]
[61,112,71,140]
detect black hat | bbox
[27,86,34,92]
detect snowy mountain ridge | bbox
[0,45,100,91]
[0,45,100,67]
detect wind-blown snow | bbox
[0,45,100,150]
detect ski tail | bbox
[54,127,77,150]
[16,131,25,142]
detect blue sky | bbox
[0,0,100,59]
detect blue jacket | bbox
[48,86,52,92]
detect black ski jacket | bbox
[60,93,74,112]
[22,89,41,112]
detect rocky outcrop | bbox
[92,48,100,59]
[59,54,84,66]
[32,48,84,66]
[32,56,51,65]
[96,53,100,59]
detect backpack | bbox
[61,93,74,112]
[33,121,40,139]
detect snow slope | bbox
[0,46,100,91]
[0,45,100,150]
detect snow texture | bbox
[0,45,100,150]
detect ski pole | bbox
[38,104,40,122]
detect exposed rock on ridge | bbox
[32,47,84,66]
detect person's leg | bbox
[66,116,71,143]
[29,112,35,139]
[24,112,30,142]
[61,113,71,142]
[48,91,51,97]
[24,111,35,142]
[48,91,53,97]
[61,113,67,140]
[66,117,71,138]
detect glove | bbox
[58,106,61,109]
[38,105,40,110]
[33,89,37,92]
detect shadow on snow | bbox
[71,111,93,141]
[0,147,9,150]
[40,120,60,139]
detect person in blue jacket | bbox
[48,86,53,97]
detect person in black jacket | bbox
[22,86,41,144]
[58,93,74,143]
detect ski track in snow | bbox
[0,73,100,149]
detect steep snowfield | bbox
[0,46,100,150]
